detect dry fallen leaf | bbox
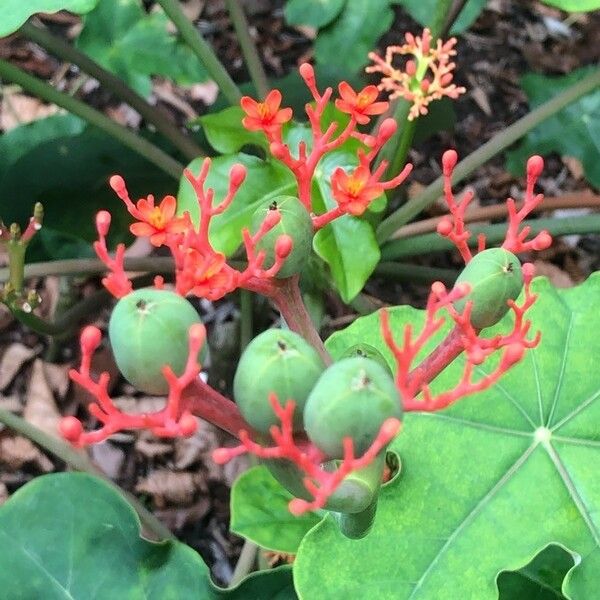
[532,260,574,288]
[0,93,58,131]
[0,435,54,472]
[89,441,125,480]
[136,469,206,508]
[154,498,211,531]
[0,343,39,391]
[42,362,71,400]
[24,359,62,436]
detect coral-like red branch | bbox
[436,151,553,263]
[62,323,209,446]
[212,394,401,515]
[381,264,540,412]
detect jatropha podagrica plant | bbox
[52,56,552,538]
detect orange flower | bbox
[331,166,383,216]
[334,82,388,125]
[177,249,237,300]
[241,90,293,134]
[129,195,189,247]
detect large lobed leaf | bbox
[0,0,99,37]
[506,67,600,189]
[294,275,600,599]
[0,472,297,599]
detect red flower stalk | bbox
[381,263,540,412]
[366,28,466,121]
[95,159,293,301]
[62,321,252,445]
[213,394,401,515]
[436,150,552,264]
[241,63,410,225]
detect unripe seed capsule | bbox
[341,343,391,374]
[233,329,325,433]
[303,357,402,458]
[452,248,523,329]
[251,196,313,278]
[109,288,206,395]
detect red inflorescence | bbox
[240,63,412,226]
[212,394,401,515]
[436,150,552,264]
[96,158,293,301]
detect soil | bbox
[0,0,598,584]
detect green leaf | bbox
[177,153,296,256]
[294,275,600,598]
[231,466,322,553]
[506,67,600,189]
[539,0,600,11]
[284,0,346,29]
[315,0,394,70]
[76,0,207,97]
[0,0,99,37]
[391,0,487,34]
[214,565,297,599]
[497,544,574,599]
[0,472,213,597]
[197,107,269,154]
[312,151,381,303]
[0,124,174,261]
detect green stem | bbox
[7,241,26,292]
[430,0,454,38]
[0,59,183,179]
[20,21,204,161]
[381,214,600,260]
[239,289,253,352]
[230,540,258,585]
[157,0,242,106]
[0,408,173,540]
[376,67,600,243]
[374,262,458,285]
[440,0,469,38]
[225,0,269,98]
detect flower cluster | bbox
[96,158,293,301]
[366,28,466,121]
[240,63,413,226]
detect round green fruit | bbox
[341,343,391,373]
[251,195,313,278]
[233,329,325,433]
[109,288,205,395]
[303,357,402,458]
[453,248,523,329]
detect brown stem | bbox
[394,193,600,239]
[406,326,466,390]
[183,378,251,438]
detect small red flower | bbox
[176,249,237,300]
[334,82,388,125]
[129,195,189,246]
[241,90,293,134]
[331,165,384,216]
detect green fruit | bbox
[233,329,325,433]
[453,248,523,329]
[303,357,402,458]
[109,288,204,395]
[251,195,313,278]
[342,344,391,373]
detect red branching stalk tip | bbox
[213,394,401,515]
[60,323,208,446]
[366,28,466,121]
[240,64,412,226]
[95,159,293,301]
[436,151,552,264]
[381,263,540,412]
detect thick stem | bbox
[230,540,258,586]
[157,0,242,106]
[225,0,269,98]
[381,213,600,260]
[272,277,331,365]
[7,241,26,292]
[0,407,173,540]
[20,21,204,161]
[0,59,183,179]
[376,67,600,242]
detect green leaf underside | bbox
[177,153,296,256]
[506,67,600,189]
[77,0,207,97]
[539,0,600,10]
[391,0,487,35]
[312,151,381,303]
[295,275,600,599]
[1,0,99,37]
[231,466,322,554]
